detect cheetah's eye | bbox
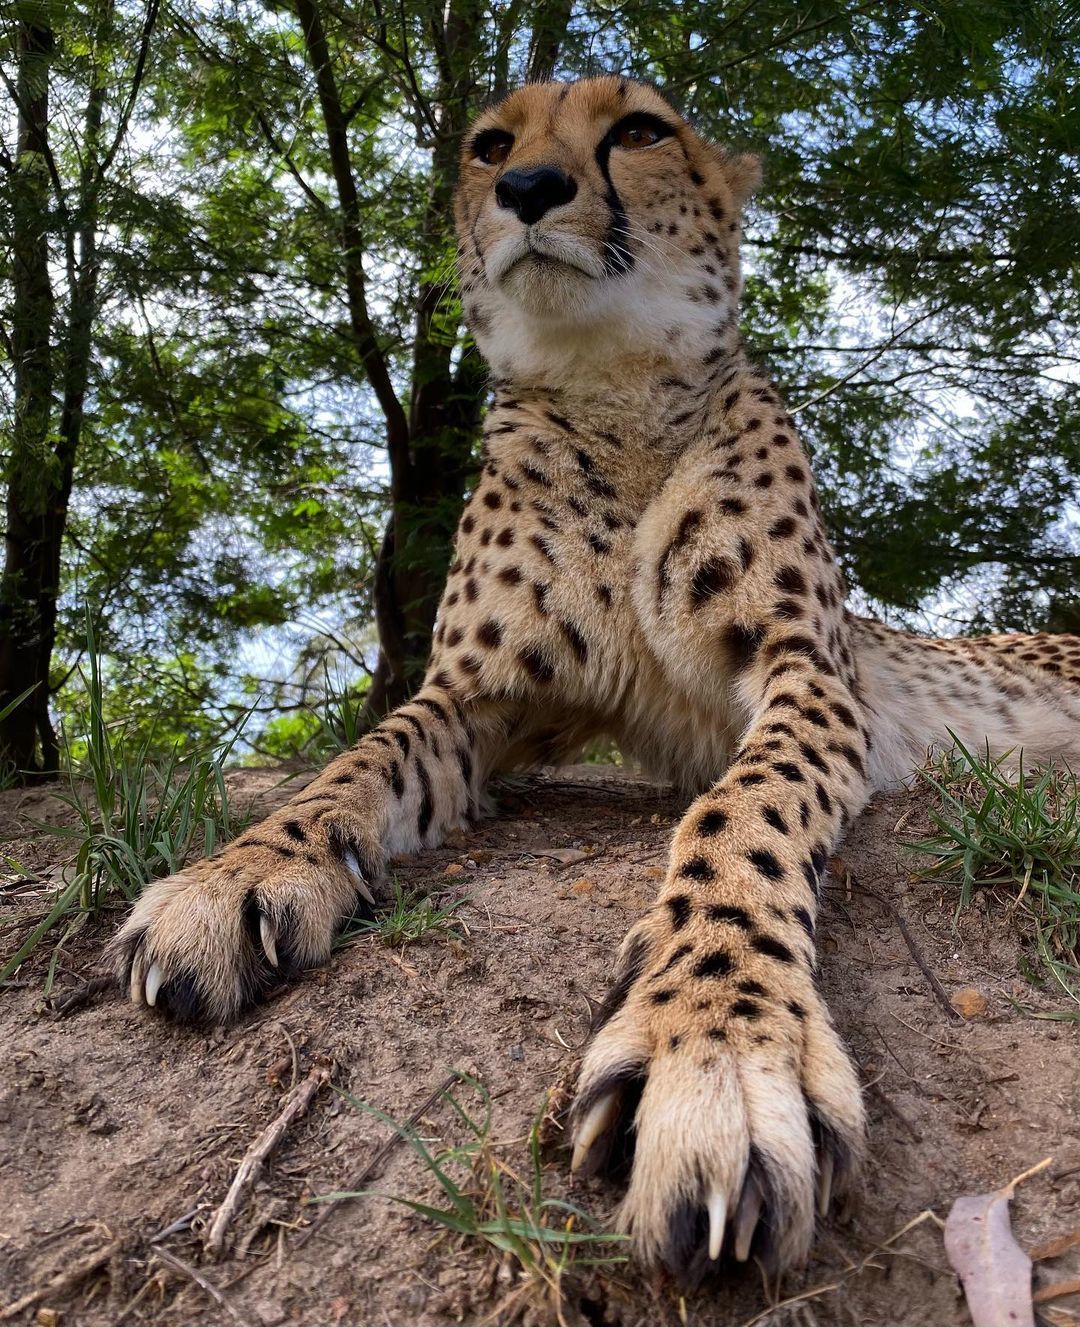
[610,113,673,151]
[472,130,514,166]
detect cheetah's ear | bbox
[708,146,762,210]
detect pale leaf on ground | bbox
[944,1187,1034,1327]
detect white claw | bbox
[570,1093,618,1173]
[260,915,279,968]
[342,849,377,906]
[707,1189,728,1261]
[130,948,148,1006]
[145,962,163,1008]
[734,1176,763,1263]
[817,1149,835,1216]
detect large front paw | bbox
[569,914,865,1287]
[106,814,380,1022]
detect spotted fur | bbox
[109,77,1080,1288]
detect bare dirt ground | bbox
[1,765,1079,1327]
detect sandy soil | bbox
[1,766,1079,1327]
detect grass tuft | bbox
[337,878,469,950]
[1,619,248,987]
[315,1076,627,1324]
[911,734,1080,1012]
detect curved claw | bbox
[707,1189,728,1262]
[144,961,163,1008]
[816,1148,834,1216]
[342,849,377,907]
[734,1174,764,1262]
[259,914,279,968]
[129,947,148,1006]
[571,1092,619,1173]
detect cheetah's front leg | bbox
[109,684,518,1020]
[570,667,870,1285]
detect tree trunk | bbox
[1,14,59,777]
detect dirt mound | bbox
[1,768,1078,1325]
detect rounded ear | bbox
[706,144,763,209]
[725,152,763,207]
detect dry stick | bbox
[890,904,963,1023]
[153,1247,252,1327]
[50,973,113,1017]
[0,1238,122,1319]
[292,1068,462,1252]
[845,875,961,1023]
[205,1056,334,1257]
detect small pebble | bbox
[509,1044,524,1061]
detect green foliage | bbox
[318,1076,627,1317]
[911,736,1080,1014]
[0,622,249,984]
[2,0,1077,747]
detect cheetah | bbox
[110,77,1080,1287]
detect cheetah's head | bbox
[455,77,760,387]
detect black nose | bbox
[495,167,577,225]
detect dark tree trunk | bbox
[1,15,59,778]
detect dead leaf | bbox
[1032,1228,1080,1261]
[535,847,591,866]
[570,877,595,895]
[951,986,989,1018]
[443,862,465,876]
[1035,1280,1080,1305]
[944,1184,1034,1327]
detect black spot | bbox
[708,1026,727,1041]
[773,761,805,782]
[392,729,410,758]
[730,998,761,1019]
[793,907,815,938]
[747,849,785,881]
[667,894,692,929]
[282,820,305,843]
[679,856,715,882]
[774,566,807,594]
[690,557,736,606]
[476,619,502,648]
[738,979,767,996]
[787,1000,806,1019]
[752,934,795,964]
[726,622,765,668]
[651,988,676,1004]
[559,619,588,663]
[518,646,554,683]
[694,950,733,979]
[762,805,788,834]
[706,904,751,929]
[697,809,728,836]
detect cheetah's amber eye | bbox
[610,113,673,151]
[619,124,659,149]
[473,130,514,166]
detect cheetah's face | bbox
[455,77,760,378]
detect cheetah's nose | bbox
[495,167,578,225]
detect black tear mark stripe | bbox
[594,130,634,275]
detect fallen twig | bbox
[205,1056,333,1257]
[843,872,961,1023]
[0,1237,122,1319]
[153,1247,252,1326]
[49,974,113,1018]
[891,904,962,1023]
[292,1068,462,1252]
